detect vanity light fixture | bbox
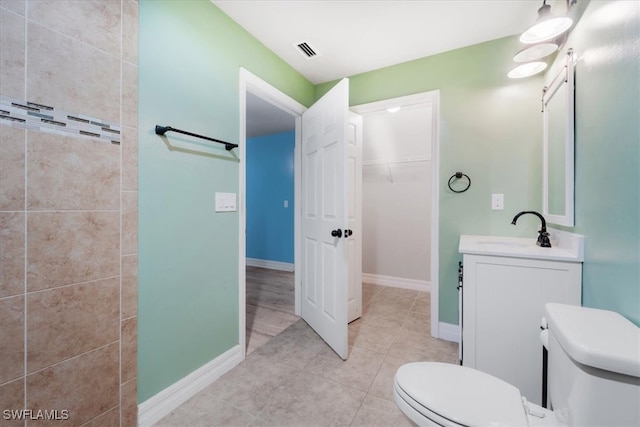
[520,0,573,44]
[513,42,558,63]
[508,0,575,78]
[508,61,548,79]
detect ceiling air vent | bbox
[294,41,320,59]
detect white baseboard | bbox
[138,345,243,427]
[246,258,294,272]
[362,273,430,292]
[438,322,460,343]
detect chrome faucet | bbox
[511,211,552,247]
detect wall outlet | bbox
[492,193,504,210]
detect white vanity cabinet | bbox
[459,233,583,406]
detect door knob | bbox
[344,229,353,237]
[331,229,343,238]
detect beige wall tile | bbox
[122,191,137,255]
[27,22,120,123]
[0,295,24,384]
[121,126,138,192]
[27,132,119,211]
[0,7,25,98]
[0,127,25,211]
[85,405,119,427]
[122,62,138,128]
[120,316,137,382]
[122,0,138,64]
[0,377,24,427]
[0,212,24,298]
[121,254,137,319]
[27,278,119,373]
[27,211,119,291]
[27,0,121,57]
[26,343,119,426]
[121,378,137,427]
[0,1,25,16]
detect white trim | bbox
[238,68,306,357]
[351,90,441,338]
[293,116,302,317]
[246,258,294,272]
[542,51,575,227]
[431,93,440,339]
[137,345,243,427]
[438,322,460,343]
[362,273,430,292]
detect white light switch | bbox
[215,192,236,212]
[284,200,289,208]
[492,193,504,210]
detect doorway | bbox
[240,70,360,361]
[352,91,441,338]
[244,92,298,354]
[239,69,306,357]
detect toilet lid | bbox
[395,362,529,427]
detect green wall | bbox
[321,36,545,324]
[550,0,639,324]
[138,0,314,402]
[138,0,639,403]
[318,0,639,326]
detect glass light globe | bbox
[508,62,548,79]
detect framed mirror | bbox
[542,49,575,227]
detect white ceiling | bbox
[221,0,544,137]
[214,0,541,85]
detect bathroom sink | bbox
[459,232,584,262]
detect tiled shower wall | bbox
[0,1,138,426]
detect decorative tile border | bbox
[0,96,121,144]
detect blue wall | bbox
[246,131,295,264]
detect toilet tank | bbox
[545,303,640,427]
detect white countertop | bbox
[459,230,584,262]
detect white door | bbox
[347,113,362,323]
[301,79,349,359]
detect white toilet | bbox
[393,303,640,427]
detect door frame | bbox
[238,68,306,358]
[351,90,441,339]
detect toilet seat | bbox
[393,362,530,427]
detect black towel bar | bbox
[155,125,238,151]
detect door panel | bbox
[301,79,349,359]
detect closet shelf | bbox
[362,157,430,166]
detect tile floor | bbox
[245,267,298,355]
[157,270,458,426]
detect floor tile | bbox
[155,283,458,426]
[156,394,254,427]
[388,328,458,363]
[253,320,329,369]
[368,355,420,402]
[304,345,386,392]
[205,353,297,416]
[350,393,415,427]
[257,370,365,426]
[245,329,271,355]
[245,267,298,355]
[350,321,399,354]
[246,304,299,336]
